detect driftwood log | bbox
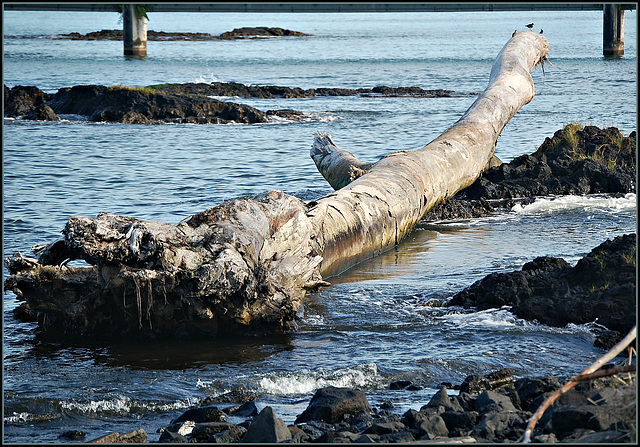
[5,31,550,339]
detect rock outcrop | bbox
[423,124,636,221]
[4,82,466,125]
[55,27,313,41]
[447,233,637,343]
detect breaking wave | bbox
[257,363,382,395]
[511,193,636,215]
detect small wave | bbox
[4,412,31,424]
[301,313,329,327]
[266,112,342,124]
[61,396,132,414]
[193,74,220,84]
[438,307,529,330]
[206,95,244,101]
[440,306,607,336]
[56,114,90,122]
[60,395,197,415]
[258,363,381,396]
[512,193,636,215]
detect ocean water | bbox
[2,8,637,443]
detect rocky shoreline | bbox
[4,82,467,125]
[80,367,635,443]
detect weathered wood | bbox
[309,30,550,275]
[4,31,550,339]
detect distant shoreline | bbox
[6,26,314,41]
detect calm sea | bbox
[2,8,637,443]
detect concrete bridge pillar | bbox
[603,4,624,57]
[122,4,147,56]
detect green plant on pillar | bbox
[117,4,151,21]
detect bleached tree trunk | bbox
[5,32,550,339]
[309,31,549,276]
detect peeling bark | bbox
[309,31,549,275]
[5,32,550,339]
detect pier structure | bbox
[122,4,147,56]
[3,3,636,57]
[603,4,626,56]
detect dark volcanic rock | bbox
[4,82,462,125]
[4,85,53,117]
[447,233,636,334]
[219,26,312,39]
[5,83,271,124]
[423,124,636,222]
[155,81,458,99]
[26,103,59,121]
[421,197,499,221]
[242,406,292,443]
[460,124,636,199]
[154,376,635,444]
[45,84,269,124]
[171,406,227,424]
[295,386,372,424]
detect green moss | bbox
[562,122,583,151]
[621,250,636,266]
[108,84,175,95]
[143,83,173,92]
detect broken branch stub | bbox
[4,32,549,339]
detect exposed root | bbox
[146,276,153,330]
[134,276,142,329]
[122,287,127,318]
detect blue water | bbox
[2,9,637,443]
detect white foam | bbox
[511,193,636,215]
[258,363,380,396]
[266,112,342,124]
[4,412,30,423]
[206,95,243,101]
[61,396,132,414]
[438,307,528,330]
[60,396,197,414]
[440,307,606,335]
[193,73,219,84]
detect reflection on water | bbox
[100,334,294,370]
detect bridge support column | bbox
[603,4,624,57]
[123,4,147,56]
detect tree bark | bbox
[5,31,550,339]
[308,31,549,276]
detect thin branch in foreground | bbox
[520,325,637,443]
[569,364,636,383]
